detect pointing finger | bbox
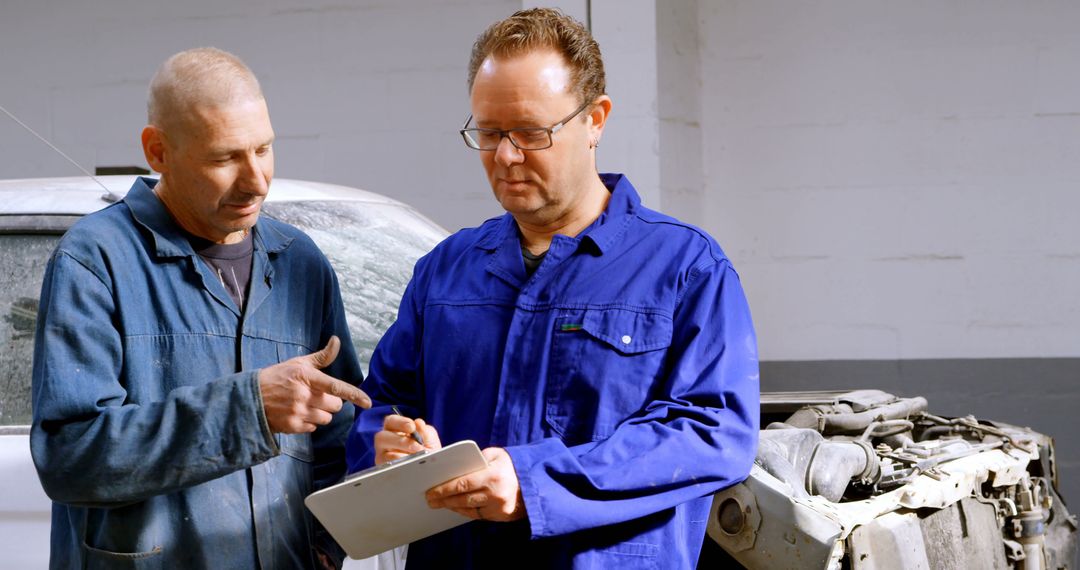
[309,373,371,409]
[308,391,344,414]
[306,336,341,369]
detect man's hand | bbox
[425,447,525,522]
[258,336,371,434]
[314,549,337,570]
[374,412,442,464]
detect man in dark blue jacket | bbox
[347,9,759,569]
[31,48,370,569]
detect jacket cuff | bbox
[249,370,280,456]
[506,438,567,538]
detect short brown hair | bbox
[467,8,605,106]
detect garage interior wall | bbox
[1,0,1077,504]
[690,1,1080,507]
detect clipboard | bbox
[304,440,488,560]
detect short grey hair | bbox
[147,47,263,136]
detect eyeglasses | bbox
[460,100,592,151]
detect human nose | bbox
[493,135,524,168]
[238,151,271,196]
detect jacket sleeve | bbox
[30,251,279,508]
[505,260,760,538]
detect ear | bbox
[586,95,612,144]
[141,125,169,174]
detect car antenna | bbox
[0,102,122,202]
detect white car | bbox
[0,175,446,568]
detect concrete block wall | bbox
[691,0,1080,505]
[0,0,517,232]
[4,2,1076,361]
[696,0,1080,362]
[2,0,1078,514]
[656,0,705,226]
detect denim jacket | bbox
[31,177,363,569]
[348,174,759,569]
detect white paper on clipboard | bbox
[304,440,488,560]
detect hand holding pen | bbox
[374,406,442,464]
[391,405,425,446]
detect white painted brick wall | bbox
[657,0,705,227]
[0,0,517,233]
[696,0,1080,360]
[2,0,1077,361]
[592,0,662,209]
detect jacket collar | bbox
[579,173,638,255]
[474,172,640,255]
[124,177,291,257]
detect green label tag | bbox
[560,323,584,332]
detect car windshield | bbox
[261,200,445,369]
[0,199,445,427]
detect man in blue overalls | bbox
[347,9,760,569]
[32,48,369,569]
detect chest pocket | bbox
[545,308,673,445]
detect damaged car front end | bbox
[707,390,1078,569]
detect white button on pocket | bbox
[621,335,632,345]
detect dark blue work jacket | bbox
[348,174,759,569]
[31,178,362,569]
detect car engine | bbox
[706,390,1078,569]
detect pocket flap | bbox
[278,433,314,462]
[581,309,673,354]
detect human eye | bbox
[510,128,549,148]
[255,144,272,156]
[475,129,502,146]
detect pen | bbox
[391,405,426,447]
